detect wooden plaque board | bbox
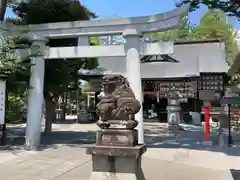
[199,90,215,101]
[221,97,240,104]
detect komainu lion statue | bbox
[96,74,141,126]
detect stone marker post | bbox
[86,74,146,180]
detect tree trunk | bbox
[44,98,56,134]
[0,0,7,21]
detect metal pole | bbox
[0,124,6,145]
[76,89,79,122]
[228,103,233,146]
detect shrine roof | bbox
[99,40,228,79]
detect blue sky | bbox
[5,0,239,29]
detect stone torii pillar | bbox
[25,34,48,148]
[123,29,144,144]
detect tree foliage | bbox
[0,33,30,122]
[149,10,238,66]
[12,0,97,24]
[146,15,194,41]
[193,9,238,65]
[6,92,27,123]
[0,35,30,90]
[177,0,240,19]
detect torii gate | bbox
[6,4,189,147]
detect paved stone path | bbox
[0,122,240,180]
[0,145,236,180]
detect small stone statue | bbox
[96,74,141,129]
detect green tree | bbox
[193,9,238,65]
[0,34,30,123]
[147,15,194,41]
[12,0,97,24]
[177,0,240,19]
[0,0,30,124]
[12,0,99,133]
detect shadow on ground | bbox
[0,121,97,152]
[144,123,240,157]
[54,119,77,124]
[2,121,240,157]
[54,119,97,125]
[0,130,96,152]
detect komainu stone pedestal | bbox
[86,74,147,180]
[86,145,146,180]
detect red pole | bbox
[205,106,210,141]
[201,105,210,142]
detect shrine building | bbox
[84,39,229,122]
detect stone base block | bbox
[97,120,138,129]
[190,112,201,126]
[86,145,147,180]
[76,114,89,123]
[96,129,138,147]
[168,124,184,133]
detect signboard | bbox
[221,97,240,104]
[199,90,215,101]
[0,80,6,125]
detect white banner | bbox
[0,80,6,125]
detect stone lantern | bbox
[77,66,106,123]
[166,87,182,131]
